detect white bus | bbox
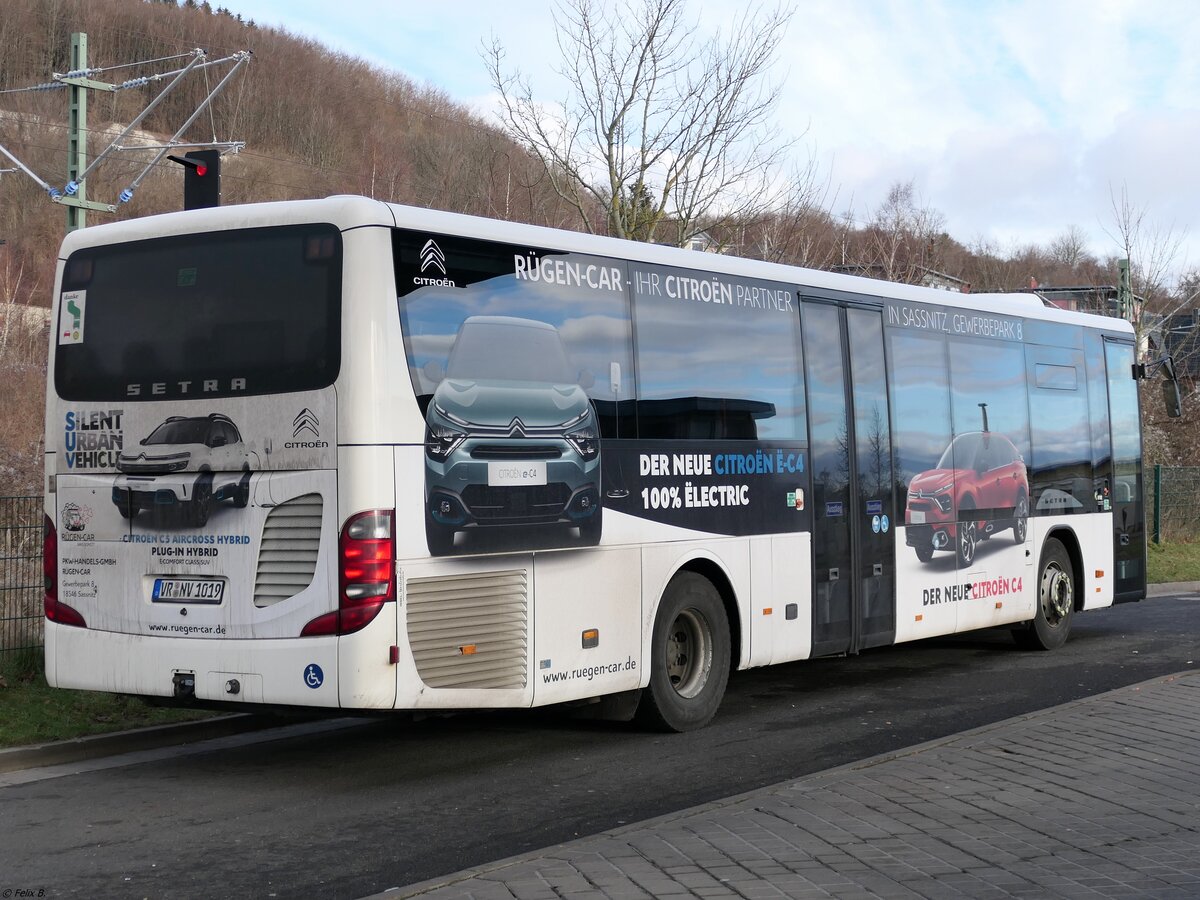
[43,196,1166,731]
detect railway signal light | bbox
[167,149,221,210]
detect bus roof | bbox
[56,194,1134,338]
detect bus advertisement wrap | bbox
[42,198,1148,730]
[600,442,810,536]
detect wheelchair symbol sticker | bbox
[304,663,324,689]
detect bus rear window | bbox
[55,224,342,401]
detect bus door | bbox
[1103,339,1146,600]
[802,299,897,656]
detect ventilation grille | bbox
[253,493,323,608]
[406,569,528,689]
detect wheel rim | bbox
[1015,496,1028,542]
[1040,561,1072,627]
[665,608,712,699]
[959,521,976,565]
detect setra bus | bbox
[43,196,1170,731]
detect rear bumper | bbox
[45,620,345,708]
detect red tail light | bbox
[301,509,395,636]
[43,514,86,628]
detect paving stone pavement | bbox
[381,671,1200,900]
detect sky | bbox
[213,0,1200,279]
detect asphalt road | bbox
[4,592,1198,899]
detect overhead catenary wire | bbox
[119,50,251,203]
[65,49,207,195]
[94,53,250,93]
[60,51,198,76]
[0,133,321,201]
[0,142,56,194]
[0,23,514,207]
[0,82,68,96]
[0,47,251,202]
[0,50,245,96]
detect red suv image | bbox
[904,426,1028,566]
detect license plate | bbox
[488,461,547,486]
[152,578,224,604]
[910,510,926,524]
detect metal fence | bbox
[1152,466,1200,544]
[1,495,43,658]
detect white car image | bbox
[112,413,251,526]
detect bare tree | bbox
[1103,182,1190,359]
[1049,225,1091,271]
[733,154,838,267]
[1105,183,1186,310]
[860,180,947,284]
[484,0,795,245]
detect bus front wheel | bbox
[636,572,730,732]
[1015,537,1074,650]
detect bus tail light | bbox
[43,514,86,628]
[301,509,395,637]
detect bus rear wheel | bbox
[636,572,730,732]
[1015,537,1074,650]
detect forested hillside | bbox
[0,0,570,309]
[0,0,579,491]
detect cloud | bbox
[217,0,1200,275]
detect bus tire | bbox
[1015,537,1074,650]
[636,572,730,732]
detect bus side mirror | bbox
[1136,355,1183,418]
[1160,355,1182,418]
[1163,378,1182,418]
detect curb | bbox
[1148,580,1200,596]
[0,712,273,773]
